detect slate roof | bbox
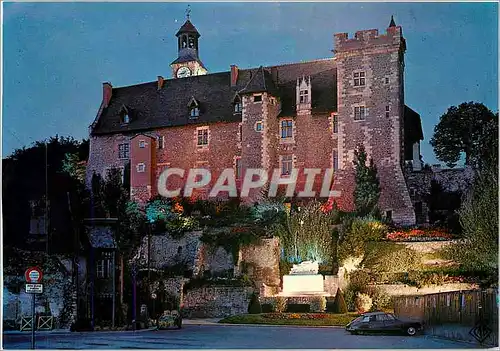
[175,20,200,37]
[404,105,424,160]
[91,58,339,135]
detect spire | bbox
[389,15,396,28]
[185,4,191,20]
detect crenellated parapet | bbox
[334,26,406,56]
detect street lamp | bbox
[132,263,137,331]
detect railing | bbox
[19,316,54,331]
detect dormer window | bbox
[188,97,200,119]
[120,105,130,124]
[299,90,309,104]
[296,76,311,111]
[190,107,200,118]
[233,95,242,113]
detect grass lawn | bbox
[218,313,359,326]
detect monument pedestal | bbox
[281,274,326,296]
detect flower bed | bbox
[386,228,453,241]
[219,312,359,326]
[262,313,330,320]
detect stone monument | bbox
[280,261,329,296]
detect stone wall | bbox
[135,231,202,270]
[239,238,281,289]
[405,167,474,223]
[182,286,254,318]
[194,244,234,277]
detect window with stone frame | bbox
[137,163,146,173]
[332,150,339,171]
[299,89,309,104]
[353,71,366,87]
[333,115,338,133]
[281,155,293,176]
[255,121,263,132]
[118,143,130,159]
[197,128,209,146]
[354,106,366,121]
[139,140,146,148]
[235,157,242,179]
[385,105,390,118]
[280,119,293,139]
[253,94,262,103]
[157,135,165,149]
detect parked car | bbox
[346,312,422,336]
[157,310,182,330]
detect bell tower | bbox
[170,7,208,79]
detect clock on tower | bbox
[176,66,192,78]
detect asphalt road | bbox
[3,325,479,349]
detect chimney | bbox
[230,65,239,87]
[102,82,113,108]
[157,76,165,90]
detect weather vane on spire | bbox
[186,5,191,20]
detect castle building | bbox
[86,15,424,225]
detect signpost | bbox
[25,267,43,350]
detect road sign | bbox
[25,267,43,283]
[26,284,43,294]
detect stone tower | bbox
[333,17,415,225]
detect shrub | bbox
[355,293,373,313]
[332,288,348,313]
[286,304,310,313]
[367,286,393,311]
[318,296,327,313]
[275,296,287,313]
[338,217,387,263]
[261,303,274,313]
[348,270,372,293]
[362,242,423,273]
[344,288,356,312]
[248,293,262,314]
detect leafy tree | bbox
[353,145,381,217]
[443,164,498,278]
[90,168,148,260]
[2,136,89,251]
[332,288,348,313]
[430,102,498,168]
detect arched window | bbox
[188,97,200,119]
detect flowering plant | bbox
[386,228,453,241]
[262,313,330,320]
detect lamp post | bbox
[132,263,137,331]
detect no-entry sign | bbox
[25,267,43,284]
